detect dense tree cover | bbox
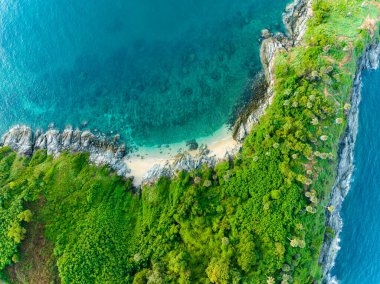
[0,149,138,283]
[0,0,379,283]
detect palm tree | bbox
[320,135,328,141]
[298,240,306,248]
[267,276,275,284]
[290,238,299,248]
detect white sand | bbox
[126,125,239,185]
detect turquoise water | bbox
[332,68,380,282]
[0,0,288,146]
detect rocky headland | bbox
[234,0,313,141]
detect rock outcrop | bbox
[283,0,313,44]
[1,125,129,177]
[235,0,313,142]
[318,42,380,283]
[141,145,239,186]
[2,125,34,156]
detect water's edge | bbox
[234,0,312,141]
[319,42,380,284]
[0,0,313,186]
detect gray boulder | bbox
[1,125,34,155]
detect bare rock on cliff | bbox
[235,0,313,143]
[1,125,34,156]
[45,129,61,156]
[0,125,130,178]
[260,34,289,85]
[62,127,73,148]
[141,147,218,186]
[142,163,173,185]
[261,29,271,39]
[283,0,313,43]
[366,42,380,69]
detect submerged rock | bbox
[186,139,199,151]
[261,29,271,39]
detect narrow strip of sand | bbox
[126,125,239,185]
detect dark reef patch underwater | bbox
[0,0,288,146]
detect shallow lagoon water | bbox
[0,0,288,146]
[332,68,380,282]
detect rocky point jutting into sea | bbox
[235,0,313,141]
[319,41,380,283]
[0,0,313,186]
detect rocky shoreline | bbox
[0,124,231,185]
[318,42,380,283]
[0,125,131,176]
[234,0,313,141]
[0,0,314,186]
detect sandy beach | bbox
[127,125,239,185]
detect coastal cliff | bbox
[319,42,380,283]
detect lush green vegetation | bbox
[0,0,379,283]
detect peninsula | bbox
[0,0,379,283]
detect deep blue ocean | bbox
[332,68,380,282]
[0,0,288,146]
